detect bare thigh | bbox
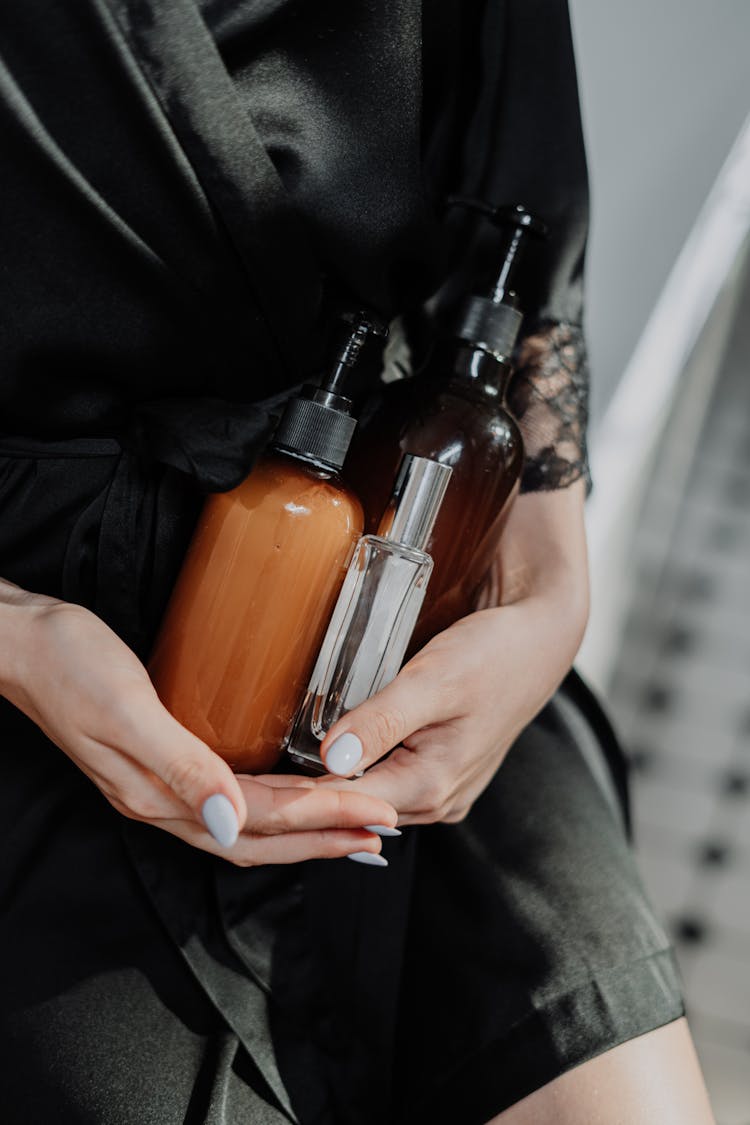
[486,1018,715,1125]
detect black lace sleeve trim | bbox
[508,321,591,494]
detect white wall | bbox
[569,0,750,423]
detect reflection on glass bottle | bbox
[286,454,451,772]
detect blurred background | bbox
[569,2,750,1120]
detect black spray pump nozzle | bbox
[272,311,388,470]
[445,198,547,304]
[445,199,547,361]
[322,311,389,405]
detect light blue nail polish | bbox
[347,851,388,867]
[202,794,239,848]
[326,731,363,776]
[363,824,402,837]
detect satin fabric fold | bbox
[0,382,299,654]
[0,54,177,288]
[123,823,299,1122]
[105,0,324,374]
[0,0,305,440]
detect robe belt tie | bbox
[0,389,299,655]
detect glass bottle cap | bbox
[376,454,452,551]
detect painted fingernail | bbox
[202,794,239,848]
[363,825,402,837]
[347,851,389,867]
[326,732,363,776]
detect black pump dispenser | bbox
[446,200,547,362]
[273,312,388,470]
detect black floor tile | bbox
[672,914,713,947]
[721,770,750,799]
[640,682,677,714]
[696,840,733,868]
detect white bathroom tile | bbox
[606,286,750,1120]
[632,777,718,840]
[631,715,737,775]
[694,1038,750,1125]
[730,807,750,849]
[633,850,696,921]
[686,948,750,1028]
[708,869,750,936]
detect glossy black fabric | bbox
[0,680,683,1125]
[0,2,682,1122]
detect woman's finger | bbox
[317,661,452,778]
[313,743,456,826]
[80,751,392,861]
[75,739,185,823]
[105,681,249,847]
[236,775,399,835]
[146,817,385,867]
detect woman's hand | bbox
[0,581,397,864]
[316,484,589,825]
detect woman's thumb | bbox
[319,668,437,778]
[146,703,247,848]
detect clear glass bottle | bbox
[286,454,452,771]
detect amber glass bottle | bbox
[344,203,545,652]
[149,315,384,773]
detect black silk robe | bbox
[0,3,683,1123]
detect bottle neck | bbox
[268,446,340,477]
[443,342,513,401]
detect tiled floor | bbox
[606,279,750,1124]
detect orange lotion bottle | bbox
[149,316,383,773]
